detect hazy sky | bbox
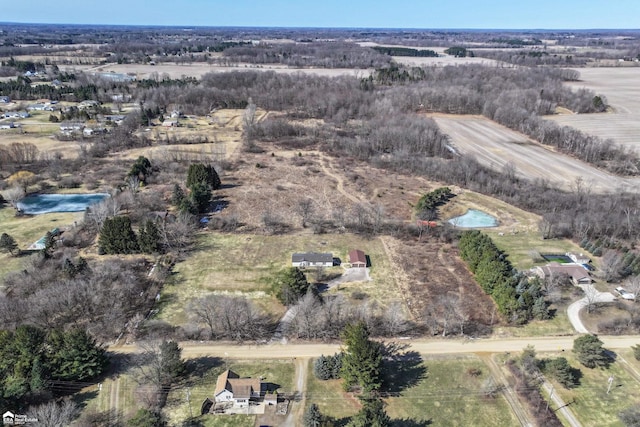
[2,0,639,29]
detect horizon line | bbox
[1,21,639,32]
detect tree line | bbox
[459,230,549,323]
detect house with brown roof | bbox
[534,263,592,285]
[214,370,263,407]
[349,249,367,268]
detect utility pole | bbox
[186,388,193,418]
[546,385,554,411]
[607,376,614,394]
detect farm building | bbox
[534,263,592,285]
[348,249,367,268]
[214,370,262,407]
[291,252,333,268]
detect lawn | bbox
[0,206,83,282]
[164,359,294,426]
[157,232,398,325]
[545,353,640,427]
[74,373,138,424]
[496,310,575,337]
[306,356,518,427]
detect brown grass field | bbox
[432,114,640,193]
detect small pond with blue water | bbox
[448,209,498,228]
[17,193,109,214]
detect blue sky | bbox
[2,0,639,29]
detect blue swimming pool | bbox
[17,193,109,214]
[448,209,498,228]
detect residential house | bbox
[3,111,30,119]
[162,119,178,127]
[534,263,592,285]
[214,370,262,407]
[348,249,367,268]
[566,252,590,265]
[0,122,20,130]
[292,252,333,268]
[60,122,85,132]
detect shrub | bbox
[313,353,343,380]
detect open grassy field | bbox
[542,352,640,427]
[306,355,518,426]
[432,114,640,193]
[164,359,294,427]
[63,62,368,80]
[157,232,399,325]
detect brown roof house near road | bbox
[348,249,367,268]
[534,263,592,285]
[214,370,263,407]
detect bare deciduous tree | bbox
[28,399,79,427]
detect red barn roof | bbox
[349,249,366,267]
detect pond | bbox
[448,209,498,228]
[17,193,109,215]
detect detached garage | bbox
[349,249,367,268]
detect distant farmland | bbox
[432,114,640,193]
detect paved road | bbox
[566,284,616,333]
[109,336,640,359]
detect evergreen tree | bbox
[158,340,186,385]
[340,322,382,393]
[46,329,108,381]
[171,183,185,206]
[189,181,211,213]
[347,398,390,427]
[544,357,579,388]
[303,403,323,427]
[29,356,47,392]
[0,233,19,255]
[573,334,610,369]
[128,156,152,183]
[99,216,139,254]
[186,163,221,190]
[138,220,161,254]
[272,267,311,305]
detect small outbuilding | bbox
[348,249,367,268]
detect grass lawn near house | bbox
[306,356,518,427]
[74,374,138,423]
[164,359,294,427]
[156,232,398,326]
[542,352,640,427]
[0,207,83,283]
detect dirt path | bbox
[541,381,582,427]
[109,378,120,424]
[378,236,418,320]
[281,358,309,427]
[480,354,533,427]
[318,154,363,205]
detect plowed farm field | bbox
[433,114,640,193]
[547,68,640,153]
